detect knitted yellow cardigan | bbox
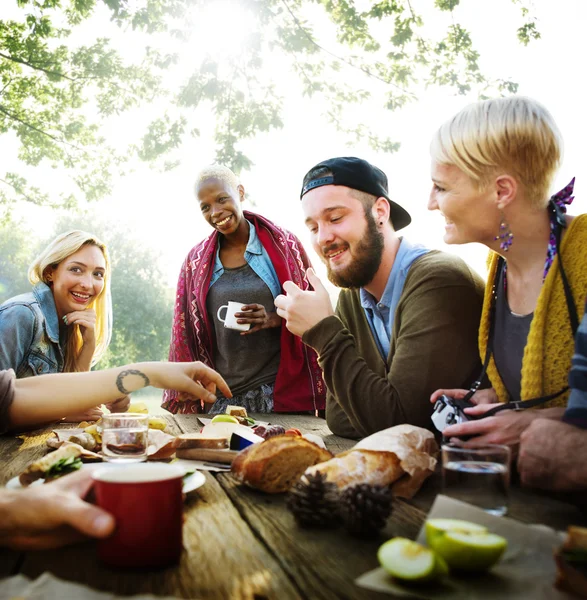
[479,214,587,407]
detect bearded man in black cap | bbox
[275,157,484,438]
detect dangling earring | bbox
[494,212,514,251]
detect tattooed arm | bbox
[5,362,231,431]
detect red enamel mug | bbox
[92,463,184,569]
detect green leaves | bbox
[0,0,540,210]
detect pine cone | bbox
[286,471,341,528]
[339,484,393,537]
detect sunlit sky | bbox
[3,0,586,294]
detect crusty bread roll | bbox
[231,434,333,493]
[304,424,438,499]
[305,449,404,489]
[175,433,228,450]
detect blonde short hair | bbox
[431,96,563,206]
[29,230,112,371]
[195,165,240,196]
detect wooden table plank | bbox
[20,468,303,599]
[3,412,586,600]
[219,472,423,600]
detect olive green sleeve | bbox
[303,254,484,439]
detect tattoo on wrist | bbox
[116,369,150,395]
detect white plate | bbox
[5,462,206,494]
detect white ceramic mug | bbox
[217,301,251,331]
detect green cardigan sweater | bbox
[303,251,485,439]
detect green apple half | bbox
[210,414,240,424]
[425,519,507,572]
[378,538,448,583]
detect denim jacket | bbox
[0,282,65,377]
[209,220,281,298]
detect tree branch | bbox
[0,104,88,153]
[279,0,410,93]
[0,177,39,205]
[0,51,75,82]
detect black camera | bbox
[431,395,475,433]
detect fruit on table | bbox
[425,518,507,572]
[211,414,240,424]
[378,538,448,583]
[127,402,148,414]
[148,416,167,431]
[83,423,102,444]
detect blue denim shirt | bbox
[209,220,281,298]
[360,238,430,359]
[0,282,65,377]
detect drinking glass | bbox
[441,443,511,516]
[100,413,149,463]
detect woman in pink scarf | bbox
[163,165,325,415]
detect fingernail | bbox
[93,514,114,534]
[62,316,68,324]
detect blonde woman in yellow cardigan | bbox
[428,96,587,449]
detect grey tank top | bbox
[206,263,280,395]
[492,268,534,402]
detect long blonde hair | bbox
[431,96,563,207]
[28,230,112,371]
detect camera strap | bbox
[463,198,578,418]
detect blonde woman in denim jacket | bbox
[0,230,120,421]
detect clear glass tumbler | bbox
[441,443,511,516]
[100,413,149,463]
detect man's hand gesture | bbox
[274,268,334,337]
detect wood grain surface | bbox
[2,413,586,599]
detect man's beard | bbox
[323,210,384,289]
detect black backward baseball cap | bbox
[300,156,411,231]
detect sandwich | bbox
[555,526,587,596]
[19,443,86,486]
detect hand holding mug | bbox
[235,304,281,336]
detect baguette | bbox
[175,433,228,450]
[231,434,333,493]
[304,449,404,490]
[303,424,438,499]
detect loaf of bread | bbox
[231,434,333,493]
[175,433,228,450]
[304,424,438,499]
[305,449,404,489]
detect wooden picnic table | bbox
[0,413,586,599]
